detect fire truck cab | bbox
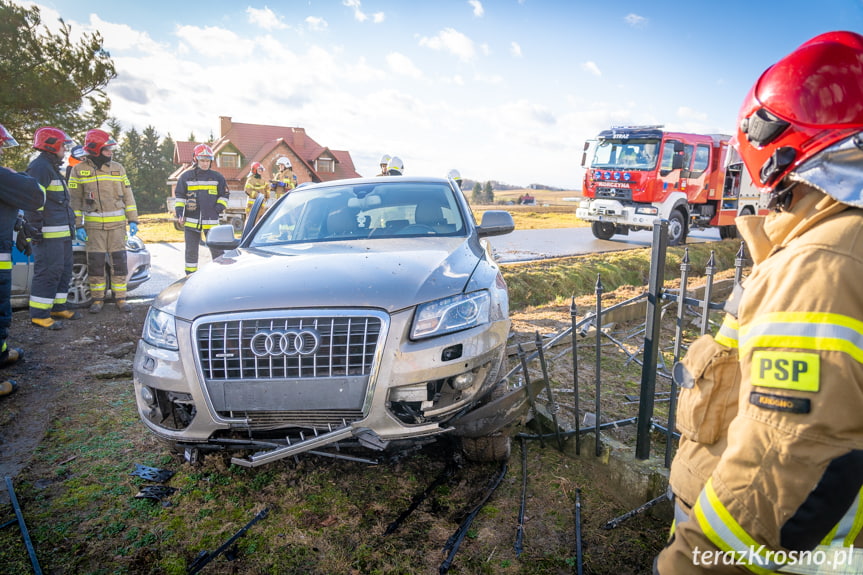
[576,126,767,245]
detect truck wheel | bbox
[66,253,92,308]
[718,225,737,240]
[667,209,687,245]
[591,221,615,240]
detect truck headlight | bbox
[143,307,179,350]
[411,291,490,340]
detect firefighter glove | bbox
[129,222,138,236]
[76,227,88,242]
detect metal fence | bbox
[506,221,749,466]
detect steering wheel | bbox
[397,224,435,235]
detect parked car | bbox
[11,233,152,309]
[134,176,536,467]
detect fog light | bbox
[451,372,475,390]
[140,385,156,407]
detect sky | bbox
[15,0,863,189]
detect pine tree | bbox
[471,182,483,204]
[0,0,115,169]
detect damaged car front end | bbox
[133,176,532,467]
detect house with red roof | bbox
[168,116,361,196]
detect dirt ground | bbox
[0,302,143,486]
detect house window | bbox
[316,158,335,173]
[220,153,238,168]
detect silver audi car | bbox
[133,176,533,467]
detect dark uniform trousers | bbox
[29,236,73,319]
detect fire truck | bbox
[576,126,768,244]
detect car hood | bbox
[170,238,485,320]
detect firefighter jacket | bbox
[271,170,295,198]
[244,174,269,201]
[657,186,863,573]
[68,157,138,231]
[24,152,75,239]
[0,168,45,261]
[174,166,228,231]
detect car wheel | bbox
[231,216,244,232]
[591,221,615,240]
[67,253,92,308]
[667,209,687,246]
[461,434,512,462]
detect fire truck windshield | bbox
[590,139,659,170]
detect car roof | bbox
[302,176,453,189]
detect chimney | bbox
[220,116,232,137]
[291,127,305,150]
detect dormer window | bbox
[219,152,239,168]
[316,158,335,173]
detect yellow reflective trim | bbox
[79,170,91,176]
[750,350,820,392]
[0,262,11,270]
[745,335,863,364]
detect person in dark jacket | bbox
[0,123,46,397]
[25,127,80,329]
[174,144,229,274]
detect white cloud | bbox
[418,28,476,62]
[247,7,287,31]
[510,41,522,57]
[373,12,385,23]
[344,0,365,22]
[469,0,484,17]
[175,24,255,58]
[582,61,602,76]
[677,106,708,122]
[306,16,328,32]
[624,13,647,27]
[387,52,423,79]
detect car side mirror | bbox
[206,224,241,251]
[477,210,515,238]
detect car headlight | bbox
[125,235,145,252]
[143,307,178,350]
[411,291,490,340]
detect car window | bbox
[250,182,466,246]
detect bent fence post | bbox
[635,221,668,460]
[665,248,690,468]
[594,274,604,457]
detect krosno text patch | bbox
[751,350,820,392]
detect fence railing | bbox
[508,222,749,467]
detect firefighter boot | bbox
[116,300,132,313]
[32,317,63,330]
[0,345,23,367]
[89,300,104,314]
[51,310,82,320]
[0,380,17,398]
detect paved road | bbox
[487,226,721,263]
[129,227,722,303]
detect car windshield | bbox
[590,139,660,170]
[250,181,467,246]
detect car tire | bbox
[591,221,615,240]
[67,253,92,308]
[461,433,512,462]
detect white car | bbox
[11,234,151,308]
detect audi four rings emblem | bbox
[250,329,322,357]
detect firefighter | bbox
[65,144,86,180]
[0,123,46,397]
[174,144,229,274]
[271,156,295,199]
[447,168,463,189]
[25,127,80,329]
[377,154,391,176]
[386,156,404,175]
[657,31,863,572]
[68,129,138,314]
[244,161,269,215]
